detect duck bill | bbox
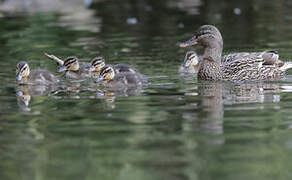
[57,66,67,73]
[183,59,191,68]
[16,73,22,81]
[95,75,103,83]
[180,39,199,48]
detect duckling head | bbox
[16,61,30,81]
[88,57,105,73]
[180,25,222,48]
[57,56,80,72]
[183,51,199,68]
[95,65,115,83]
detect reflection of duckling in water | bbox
[15,82,57,111]
[16,90,31,111]
[95,65,146,88]
[16,61,58,85]
[45,53,91,79]
[179,51,200,74]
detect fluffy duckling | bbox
[87,57,105,73]
[95,65,145,88]
[16,61,58,84]
[87,56,140,75]
[45,53,91,79]
[179,51,200,73]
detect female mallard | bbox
[180,25,292,81]
[16,61,58,84]
[179,51,200,73]
[45,53,91,79]
[95,65,145,88]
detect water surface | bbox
[1,0,292,180]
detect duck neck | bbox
[203,45,222,63]
[198,42,223,80]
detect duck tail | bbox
[44,53,64,66]
[280,61,292,71]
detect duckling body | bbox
[88,56,144,79]
[16,61,58,85]
[180,25,292,81]
[95,65,146,88]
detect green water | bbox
[1,0,292,179]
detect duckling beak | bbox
[16,91,23,97]
[57,66,67,73]
[180,38,199,48]
[95,75,103,83]
[16,73,22,81]
[183,59,191,67]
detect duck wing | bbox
[222,50,279,65]
[222,54,266,81]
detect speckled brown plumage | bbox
[180,25,292,81]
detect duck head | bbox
[57,56,80,72]
[87,57,105,73]
[95,65,115,83]
[16,61,30,81]
[180,25,223,61]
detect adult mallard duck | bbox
[180,25,292,81]
[16,61,58,85]
[95,65,146,88]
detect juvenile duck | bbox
[95,65,145,88]
[16,61,58,84]
[45,53,91,79]
[87,56,140,75]
[180,25,292,81]
[179,51,200,73]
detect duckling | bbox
[180,25,292,81]
[87,56,105,73]
[179,51,200,73]
[87,56,141,75]
[45,53,91,79]
[16,61,58,84]
[95,65,145,88]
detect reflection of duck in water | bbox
[16,83,57,111]
[180,25,292,81]
[16,61,58,85]
[16,90,31,111]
